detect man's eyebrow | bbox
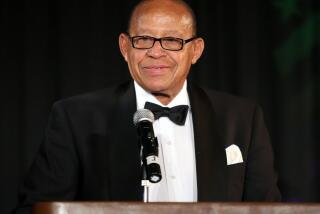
[136,29,183,37]
[163,30,180,35]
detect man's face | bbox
[119,2,204,103]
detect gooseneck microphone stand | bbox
[134,109,161,203]
[141,163,150,203]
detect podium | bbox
[33,202,320,214]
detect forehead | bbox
[130,1,193,36]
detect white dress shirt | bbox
[134,81,197,202]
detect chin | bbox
[144,83,169,94]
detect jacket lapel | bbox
[107,81,143,200]
[188,84,228,201]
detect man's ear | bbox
[191,37,205,64]
[119,33,129,62]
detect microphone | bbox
[133,109,162,183]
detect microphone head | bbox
[133,109,155,126]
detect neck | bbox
[134,80,187,106]
[151,82,186,105]
[152,92,172,105]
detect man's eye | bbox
[163,38,179,43]
[138,37,153,42]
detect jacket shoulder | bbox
[201,87,258,113]
[52,82,131,111]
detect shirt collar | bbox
[134,81,190,109]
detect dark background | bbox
[1,0,319,213]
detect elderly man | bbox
[15,0,280,213]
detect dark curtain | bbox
[1,0,319,213]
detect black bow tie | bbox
[144,101,189,126]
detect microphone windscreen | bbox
[133,109,155,126]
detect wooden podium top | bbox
[33,202,320,214]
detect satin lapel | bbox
[188,84,228,201]
[107,82,143,200]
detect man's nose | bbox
[146,41,166,58]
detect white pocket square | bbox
[225,144,243,165]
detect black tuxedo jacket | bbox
[15,82,280,213]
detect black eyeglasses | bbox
[126,34,197,51]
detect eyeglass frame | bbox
[125,34,197,51]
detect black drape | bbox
[1,0,319,213]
